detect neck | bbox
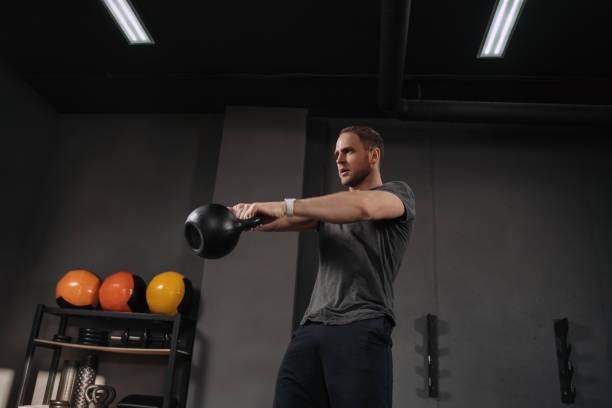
[349,170,383,191]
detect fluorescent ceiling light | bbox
[478,0,526,58]
[101,0,154,45]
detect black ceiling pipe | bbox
[397,99,612,125]
[378,0,412,114]
[377,0,612,124]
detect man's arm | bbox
[293,190,404,223]
[229,205,318,232]
[231,189,404,231]
[255,216,318,232]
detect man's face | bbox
[334,132,374,187]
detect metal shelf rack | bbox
[16,304,197,408]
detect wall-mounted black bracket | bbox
[554,318,576,404]
[426,313,438,398]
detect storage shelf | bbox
[43,306,195,324]
[33,338,191,356]
[18,304,197,408]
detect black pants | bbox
[273,316,394,408]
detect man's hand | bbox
[227,201,286,231]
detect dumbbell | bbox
[108,328,178,348]
[77,327,182,348]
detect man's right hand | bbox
[228,203,250,219]
[227,204,318,232]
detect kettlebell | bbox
[184,204,263,259]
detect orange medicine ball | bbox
[56,269,101,309]
[99,271,148,313]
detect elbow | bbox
[360,202,374,221]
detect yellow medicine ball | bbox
[146,271,193,315]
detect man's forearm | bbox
[257,215,316,232]
[293,191,368,224]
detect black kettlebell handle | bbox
[236,216,264,230]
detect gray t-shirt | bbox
[300,181,416,326]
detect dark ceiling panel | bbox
[1,0,611,113]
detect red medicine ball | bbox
[99,271,148,313]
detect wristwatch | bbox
[284,198,296,217]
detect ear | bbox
[369,147,381,165]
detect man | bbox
[229,126,416,408]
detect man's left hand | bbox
[229,201,286,230]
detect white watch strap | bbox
[285,198,296,217]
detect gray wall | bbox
[3,56,611,408]
[188,106,307,408]
[2,112,223,406]
[0,61,58,406]
[0,61,58,314]
[296,118,612,408]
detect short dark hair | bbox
[339,126,384,167]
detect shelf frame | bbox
[17,304,196,408]
[33,338,191,356]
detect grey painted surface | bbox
[0,60,58,406]
[3,60,610,408]
[300,118,612,407]
[429,127,612,408]
[291,118,330,330]
[188,106,307,408]
[0,60,57,311]
[3,113,223,406]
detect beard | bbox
[341,166,370,187]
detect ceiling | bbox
[1,0,611,114]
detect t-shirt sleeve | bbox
[378,181,416,222]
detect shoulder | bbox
[374,181,416,221]
[377,181,414,197]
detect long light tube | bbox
[478,0,526,58]
[101,0,154,45]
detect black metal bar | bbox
[179,293,199,406]
[176,324,194,408]
[378,0,412,114]
[426,314,438,398]
[43,350,61,403]
[164,314,182,408]
[398,99,612,125]
[43,306,184,322]
[17,304,45,405]
[57,316,68,334]
[43,316,68,403]
[554,318,576,404]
